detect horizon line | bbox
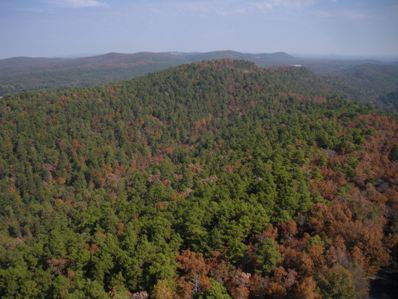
[1,50,398,62]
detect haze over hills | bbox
[0,51,297,81]
[0,50,390,76]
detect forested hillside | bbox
[0,60,397,298]
[0,51,292,96]
[1,52,397,115]
[331,63,398,108]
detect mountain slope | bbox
[0,51,338,96]
[0,50,295,90]
[0,60,397,298]
[335,63,398,104]
[0,52,189,95]
[1,51,397,113]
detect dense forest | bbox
[1,52,397,115]
[0,60,397,298]
[0,51,291,96]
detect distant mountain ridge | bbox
[2,50,392,75]
[0,51,297,74]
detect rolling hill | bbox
[0,60,397,298]
[1,51,397,113]
[0,51,296,94]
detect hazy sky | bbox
[0,0,397,59]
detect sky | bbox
[0,0,397,59]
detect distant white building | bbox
[290,64,303,67]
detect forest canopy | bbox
[0,60,397,298]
